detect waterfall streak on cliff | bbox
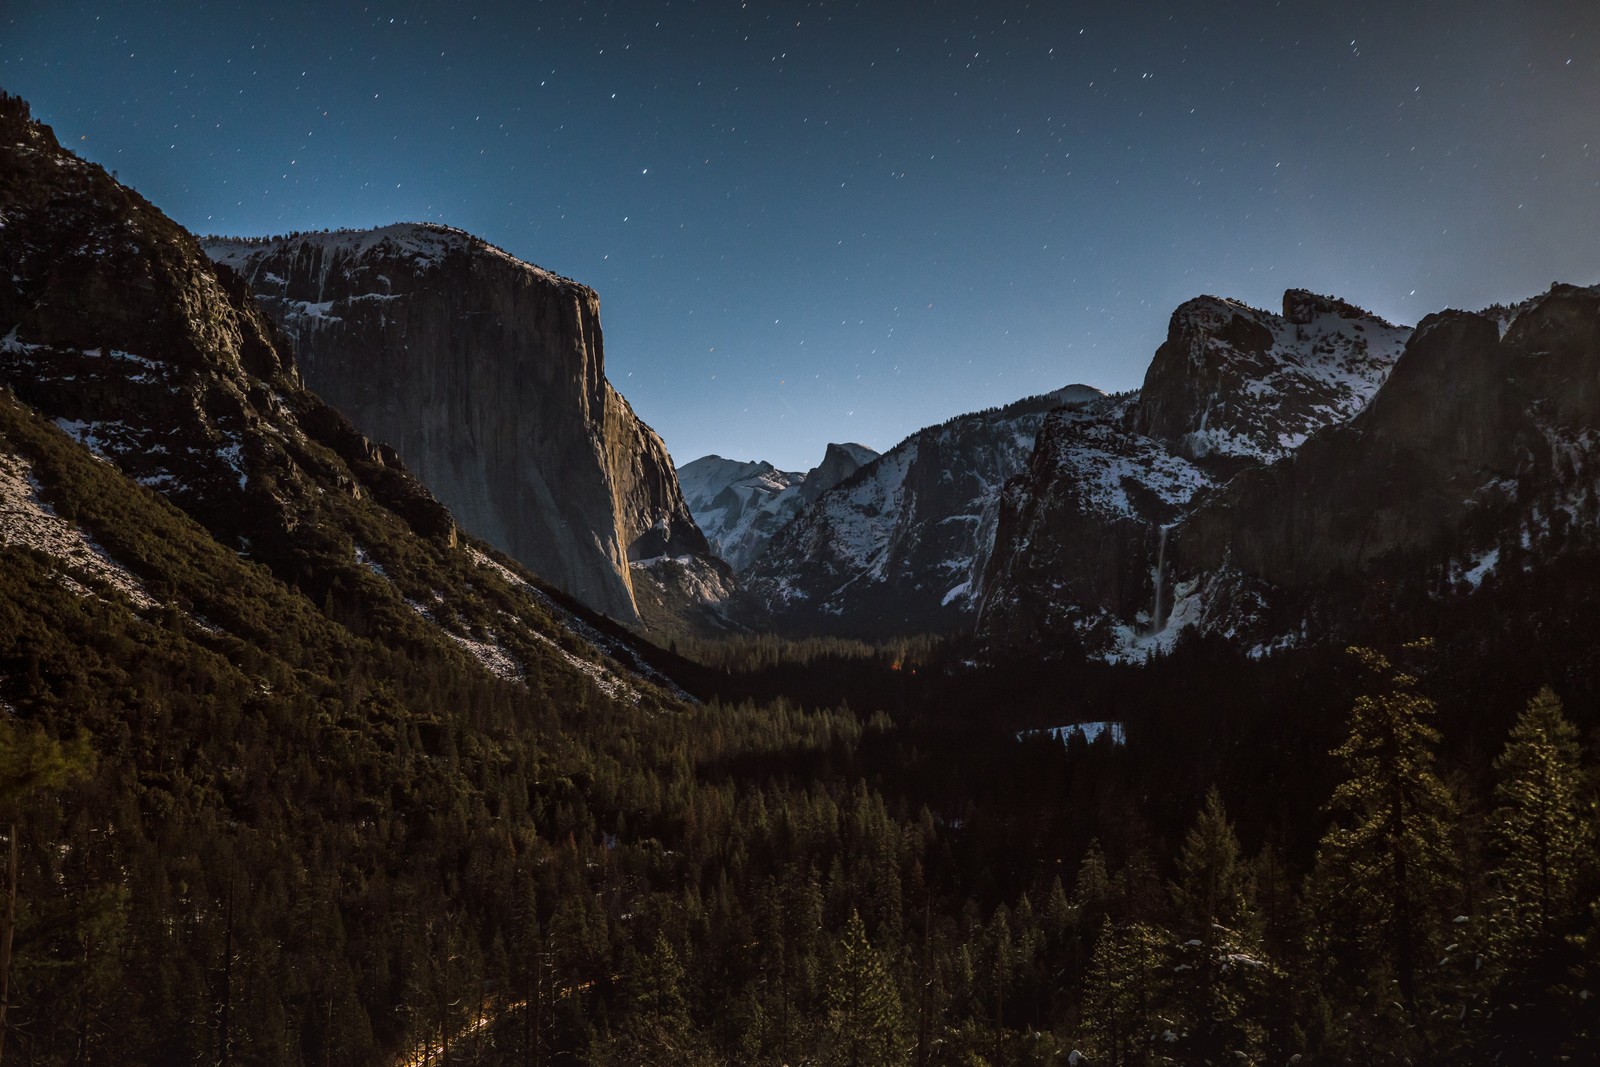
[1150,523,1170,635]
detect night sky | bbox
[5,1,1598,471]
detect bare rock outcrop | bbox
[206,225,711,625]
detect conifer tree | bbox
[1074,839,1113,936]
[1489,686,1590,960]
[822,910,905,1067]
[1044,876,1073,946]
[1312,645,1459,1033]
[591,933,708,1067]
[1171,787,1249,934]
[1483,686,1594,1061]
[1168,787,1272,1066]
[1080,917,1165,1067]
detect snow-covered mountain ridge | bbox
[735,385,1107,634]
[732,291,1412,641]
[1134,289,1411,463]
[678,441,879,571]
[982,283,1600,660]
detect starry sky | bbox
[5,1,1599,471]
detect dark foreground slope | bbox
[0,91,715,1062]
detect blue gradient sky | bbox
[5,1,1598,470]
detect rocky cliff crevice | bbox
[603,383,710,564]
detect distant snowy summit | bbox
[734,384,1109,635]
[678,441,880,571]
[715,288,1420,644]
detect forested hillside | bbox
[5,447,1597,1064]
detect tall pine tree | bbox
[822,910,905,1067]
[1311,644,1459,1039]
[1080,917,1166,1067]
[1168,787,1273,1066]
[1489,687,1590,959]
[1484,686,1594,1062]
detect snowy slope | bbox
[0,446,155,609]
[739,386,1104,633]
[984,284,1600,662]
[677,456,806,570]
[1137,290,1411,463]
[678,442,878,571]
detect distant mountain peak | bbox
[1045,383,1109,408]
[678,440,881,573]
[736,391,1075,634]
[1281,287,1399,327]
[823,441,879,466]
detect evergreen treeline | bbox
[5,532,1598,1067]
[2,380,1598,1064]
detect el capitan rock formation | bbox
[205,225,716,627]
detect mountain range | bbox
[12,77,1596,673]
[5,87,1600,1065]
[677,441,879,571]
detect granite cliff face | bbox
[205,226,711,626]
[0,95,683,701]
[800,442,881,506]
[975,399,1214,651]
[1135,289,1410,464]
[1175,285,1600,593]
